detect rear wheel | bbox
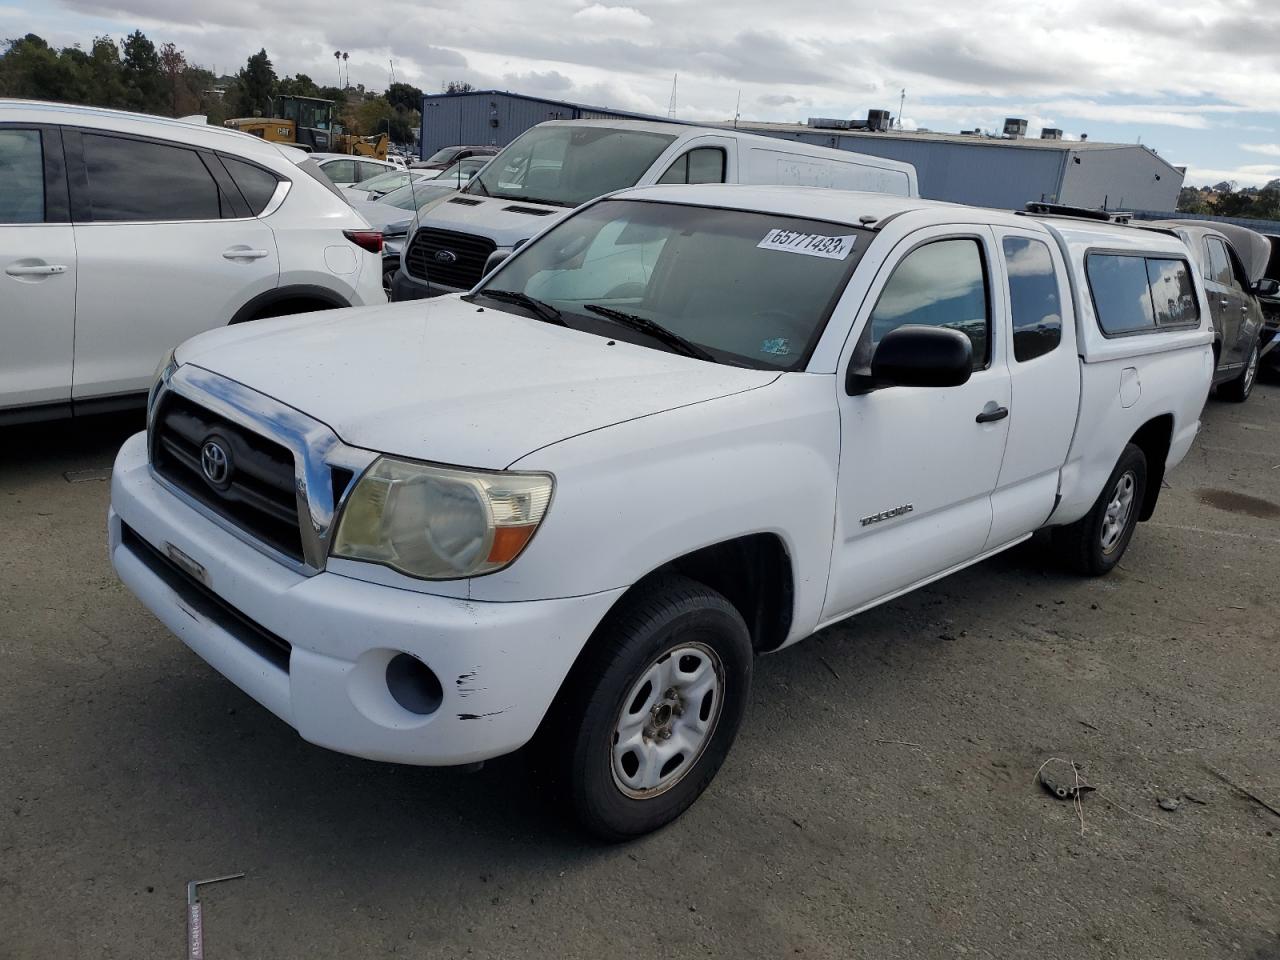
[1053,443,1147,576]
[552,575,752,841]
[1220,336,1259,403]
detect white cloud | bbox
[1241,143,1280,157]
[571,4,653,29]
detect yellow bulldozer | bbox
[225,96,389,158]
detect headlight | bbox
[331,457,553,580]
[148,348,178,414]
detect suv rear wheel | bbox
[1220,336,1259,403]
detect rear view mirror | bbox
[848,325,973,394]
[1251,278,1280,297]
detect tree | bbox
[121,30,163,112]
[445,80,474,94]
[158,42,188,116]
[87,35,126,108]
[386,81,422,112]
[235,48,275,117]
[278,73,320,98]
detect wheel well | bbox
[641,534,795,653]
[240,296,341,322]
[229,285,350,324]
[1129,414,1173,521]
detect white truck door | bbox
[66,130,279,400]
[984,227,1080,548]
[0,126,76,414]
[824,226,1012,619]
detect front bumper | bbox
[109,431,624,765]
[389,264,460,301]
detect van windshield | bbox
[471,199,871,370]
[467,126,677,208]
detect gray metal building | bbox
[727,121,1184,210]
[418,91,1184,211]
[418,90,668,158]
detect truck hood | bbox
[175,297,778,468]
[415,194,574,248]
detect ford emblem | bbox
[435,249,458,263]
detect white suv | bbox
[0,100,386,424]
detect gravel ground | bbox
[2,382,1278,960]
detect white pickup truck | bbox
[109,185,1213,839]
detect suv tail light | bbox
[344,230,384,254]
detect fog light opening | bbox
[385,653,444,716]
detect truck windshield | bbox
[467,126,677,208]
[473,199,871,370]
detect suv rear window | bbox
[1086,253,1198,336]
[221,156,281,215]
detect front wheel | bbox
[1052,443,1148,576]
[552,575,753,841]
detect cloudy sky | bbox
[5,0,1280,186]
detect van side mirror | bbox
[1251,278,1279,297]
[847,325,973,394]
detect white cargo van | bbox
[389,119,917,299]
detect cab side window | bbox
[0,129,44,223]
[1086,253,1199,335]
[657,147,727,185]
[1003,236,1062,362]
[855,238,990,372]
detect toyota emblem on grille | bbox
[200,438,232,488]
[435,249,458,263]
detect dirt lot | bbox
[2,383,1278,960]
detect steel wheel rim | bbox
[610,641,725,800]
[1100,470,1137,554]
[1244,344,1258,394]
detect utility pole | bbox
[734,90,741,129]
[334,51,341,89]
[342,52,350,90]
[389,58,397,87]
[667,74,677,119]
[897,88,906,130]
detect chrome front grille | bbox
[148,366,376,574]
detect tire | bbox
[1219,336,1259,403]
[551,574,753,841]
[1053,444,1147,576]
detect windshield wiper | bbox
[582,304,714,361]
[468,289,567,326]
[466,177,491,197]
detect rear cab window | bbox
[1086,252,1199,336]
[1003,236,1063,362]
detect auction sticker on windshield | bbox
[757,229,857,260]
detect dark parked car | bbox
[1148,221,1278,401]
[410,144,498,171]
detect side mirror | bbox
[1251,278,1280,297]
[848,325,973,394]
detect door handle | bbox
[6,263,67,276]
[1220,298,1230,307]
[221,248,270,260]
[976,404,1009,424]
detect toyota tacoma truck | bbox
[110,186,1214,839]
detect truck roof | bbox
[0,97,292,163]
[614,183,1191,257]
